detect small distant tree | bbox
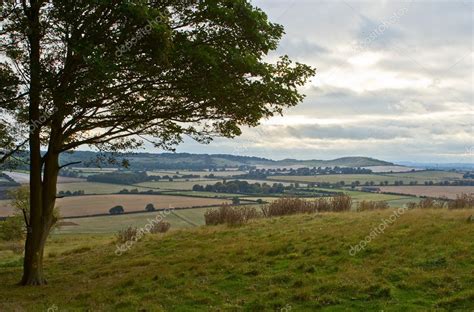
[145,203,156,212]
[0,215,24,241]
[232,197,241,205]
[1,187,60,241]
[109,206,125,215]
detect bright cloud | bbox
[170,0,473,163]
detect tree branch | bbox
[0,139,28,164]
[58,161,81,170]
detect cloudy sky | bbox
[171,0,473,163]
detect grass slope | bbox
[1,209,473,311]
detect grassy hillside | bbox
[276,156,393,168]
[1,209,473,311]
[56,151,394,170]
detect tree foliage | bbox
[1,0,315,155]
[0,0,314,285]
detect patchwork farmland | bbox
[380,185,474,199]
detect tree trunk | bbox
[20,0,49,286]
[21,151,59,285]
[21,224,49,285]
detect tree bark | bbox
[20,0,52,286]
[21,150,60,285]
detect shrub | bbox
[406,198,447,209]
[116,226,138,243]
[145,203,156,212]
[232,197,241,205]
[150,221,171,233]
[205,204,260,226]
[448,193,474,209]
[0,216,24,241]
[262,195,352,217]
[109,205,125,215]
[406,202,418,209]
[1,187,60,242]
[312,197,332,212]
[418,198,445,209]
[262,197,318,217]
[330,194,352,212]
[2,241,24,254]
[357,200,390,212]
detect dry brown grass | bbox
[150,221,171,233]
[262,195,352,217]
[262,197,318,217]
[448,193,474,210]
[115,226,138,244]
[330,194,352,212]
[204,204,261,226]
[406,197,451,209]
[356,200,390,211]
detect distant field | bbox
[0,194,230,218]
[362,165,420,173]
[7,171,86,183]
[72,168,117,178]
[380,186,474,199]
[147,170,246,177]
[134,179,222,190]
[163,190,249,198]
[72,167,118,172]
[57,207,216,234]
[343,190,414,202]
[57,182,152,194]
[3,171,85,184]
[268,170,464,185]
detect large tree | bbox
[0,0,315,285]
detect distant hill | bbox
[58,151,394,170]
[273,156,393,168]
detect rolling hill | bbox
[1,209,473,310]
[57,151,394,170]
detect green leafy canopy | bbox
[0,0,315,155]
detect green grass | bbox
[57,207,216,234]
[147,170,247,177]
[134,179,223,191]
[162,190,249,198]
[268,170,464,185]
[1,209,473,311]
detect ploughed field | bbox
[380,185,474,199]
[267,171,464,184]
